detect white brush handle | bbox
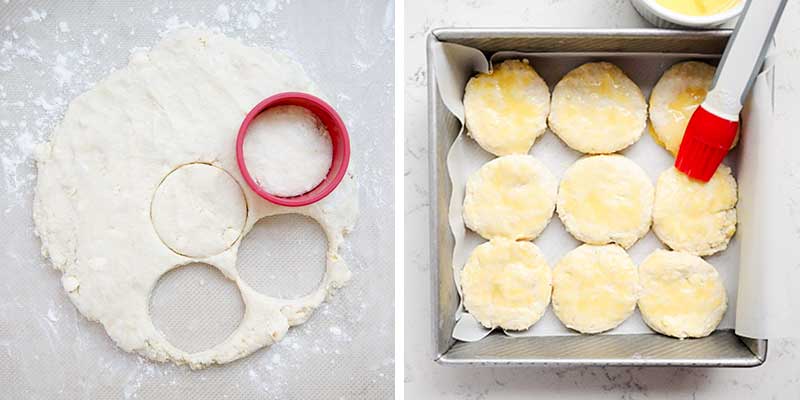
[704,0,787,119]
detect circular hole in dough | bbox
[150,163,247,258]
[460,238,552,331]
[236,214,327,299]
[649,61,738,156]
[549,61,647,154]
[653,165,737,256]
[149,262,245,354]
[463,155,557,241]
[556,155,654,249]
[464,59,550,156]
[638,249,727,339]
[552,244,639,334]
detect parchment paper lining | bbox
[432,41,785,342]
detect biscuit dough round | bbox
[552,244,639,334]
[463,155,557,240]
[32,30,359,369]
[549,62,647,154]
[464,59,550,156]
[557,155,654,249]
[638,249,727,339]
[460,238,552,331]
[151,163,247,258]
[653,165,737,256]
[650,61,734,155]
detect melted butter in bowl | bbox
[655,0,741,16]
[632,0,744,28]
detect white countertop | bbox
[404,0,800,398]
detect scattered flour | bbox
[215,4,231,22]
[52,54,74,86]
[246,12,261,29]
[22,9,47,23]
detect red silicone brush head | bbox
[674,105,739,182]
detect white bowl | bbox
[630,0,744,29]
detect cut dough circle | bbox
[242,105,333,197]
[557,155,654,249]
[464,59,550,156]
[653,165,737,256]
[552,244,639,334]
[638,249,727,339]
[151,163,247,258]
[463,155,557,240]
[460,238,552,331]
[32,30,359,369]
[549,62,647,154]
[649,61,738,156]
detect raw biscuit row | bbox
[461,240,728,339]
[464,59,725,158]
[463,154,738,257]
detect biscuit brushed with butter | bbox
[460,238,552,331]
[638,249,727,339]
[552,244,639,334]
[463,155,558,240]
[653,165,737,256]
[557,155,654,249]
[649,61,738,156]
[549,62,647,154]
[464,59,551,156]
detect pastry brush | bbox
[674,0,787,182]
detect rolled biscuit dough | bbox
[463,59,551,156]
[463,155,557,241]
[638,249,727,339]
[557,155,654,249]
[649,61,716,155]
[460,238,552,331]
[548,62,647,154]
[552,244,639,334]
[32,29,359,369]
[653,165,737,256]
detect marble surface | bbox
[404,0,800,398]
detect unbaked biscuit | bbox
[557,155,654,249]
[548,62,647,154]
[649,61,739,155]
[653,165,737,256]
[638,249,727,339]
[464,59,551,156]
[460,238,552,331]
[463,155,558,240]
[552,244,639,334]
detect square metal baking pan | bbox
[427,28,767,367]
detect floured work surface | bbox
[0,1,393,399]
[34,27,365,369]
[444,50,744,339]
